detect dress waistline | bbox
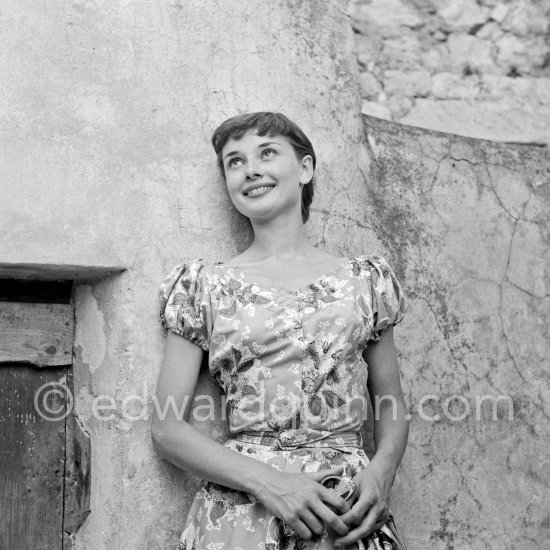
[231,430,363,451]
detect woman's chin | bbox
[234,199,277,220]
[232,195,302,225]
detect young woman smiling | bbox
[152,112,409,549]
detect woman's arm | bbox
[151,331,351,540]
[335,326,409,545]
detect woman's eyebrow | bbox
[223,141,280,160]
[257,140,280,147]
[223,150,239,160]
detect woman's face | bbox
[221,130,313,223]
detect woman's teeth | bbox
[245,185,275,198]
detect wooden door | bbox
[0,280,90,550]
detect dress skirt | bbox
[177,436,370,550]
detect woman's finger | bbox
[298,508,326,537]
[334,504,384,546]
[318,486,351,514]
[373,511,391,531]
[309,499,350,537]
[338,491,375,526]
[285,517,314,541]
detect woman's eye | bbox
[262,148,276,158]
[228,158,243,168]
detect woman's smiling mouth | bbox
[243,184,276,198]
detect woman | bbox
[152,112,409,549]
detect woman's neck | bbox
[246,214,315,261]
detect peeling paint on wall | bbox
[74,285,107,374]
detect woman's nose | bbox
[245,161,262,180]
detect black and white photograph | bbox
[0,1,548,548]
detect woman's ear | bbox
[299,155,314,185]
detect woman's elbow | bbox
[151,415,192,458]
[151,416,168,455]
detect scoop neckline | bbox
[213,257,354,295]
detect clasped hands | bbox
[255,463,391,547]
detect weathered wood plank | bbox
[0,364,68,549]
[0,302,73,367]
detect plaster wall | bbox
[0,1,367,548]
[361,115,550,547]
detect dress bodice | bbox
[159,255,406,445]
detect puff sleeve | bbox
[159,260,213,351]
[358,255,407,342]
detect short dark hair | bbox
[211,112,316,223]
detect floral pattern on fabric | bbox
[176,441,370,550]
[159,255,407,549]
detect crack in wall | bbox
[311,207,374,231]
[410,291,469,377]
[496,200,529,383]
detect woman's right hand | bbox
[253,465,352,540]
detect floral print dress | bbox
[159,255,407,550]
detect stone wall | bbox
[352,0,550,145]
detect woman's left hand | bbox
[332,463,392,546]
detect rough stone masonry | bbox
[352,0,550,146]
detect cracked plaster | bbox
[361,115,550,547]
